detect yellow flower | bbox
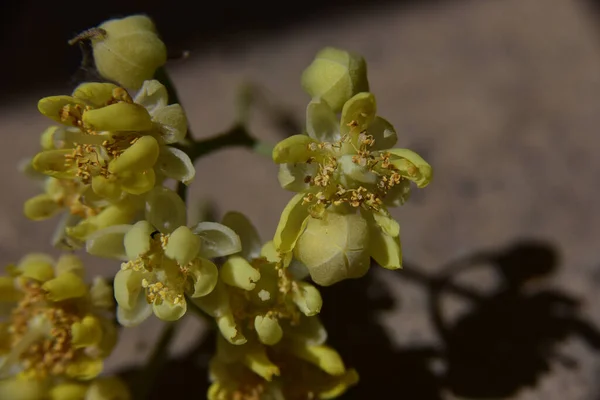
[192,212,323,346]
[0,375,130,400]
[90,15,167,90]
[0,254,117,383]
[33,80,193,200]
[85,187,241,326]
[271,93,432,285]
[208,330,358,400]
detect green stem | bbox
[135,321,178,400]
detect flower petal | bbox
[83,103,153,132]
[371,208,400,237]
[0,378,46,400]
[188,258,219,298]
[119,169,156,195]
[133,79,168,113]
[383,179,412,207]
[217,312,247,345]
[306,98,340,142]
[152,298,187,321]
[145,187,186,234]
[368,116,397,150]
[114,269,145,311]
[254,314,283,346]
[273,193,310,254]
[294,211,370,286]
[192,222,241,259]
[221,211,261,260]
[55,254,85,278]
[65,355,104,380]
[68,201,138,241]
[71,315,103,348]
[388,148,433,188]
[368,219,402,270]
[291,281,323,316]
[272,135,316,164]
[86,377,131,400]
[164,226,200,265]
[123,220,155,260]
[18,253,55,282]
[155,146,195,184]
[42,272,87,301]
[72,82,120,108]
[91,176,123,201]
[340,92,376,135]
[289,344,346,376]
[153,104,188,144]
[277,162,317,193]
[90,277,115,310]
[86,224,132,260]
[220,256,260,291]
[32,149,77,178]
[109,135,159,174]
[117,301,152,327]
[23,194,61,221]
[38,96,86,124]
[49,382,88,400]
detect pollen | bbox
[9,281,81,379]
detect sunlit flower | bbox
[86,187,241,325]
[33,80,193,201]
[0,254,117,383]
[192,212,323,346]
[272,93,432,285]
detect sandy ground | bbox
[2,0,600,398]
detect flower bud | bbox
[91,15,167,89]
[301,47,369,112]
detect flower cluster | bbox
[272,49,432,286]
[0,254,129,400]
[23,78,193,248]
[7,13,432,400]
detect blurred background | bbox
[2,0,600,398]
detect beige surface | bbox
[2,0,600,398]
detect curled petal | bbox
[32,149,77,178]
[192,222,241,259]
[152,298,187,321]
[388,148,433,188]
[38,95,86,124]
[117,301,152,327]
[273,193,310,254]
[222,211,262,260]
[18,253,55,282]
[72,82,119,108]
[71,315,103,348]
[156,146,195,184]
[291,281,323,316]
[113,269,145,311]
[91,176,123,201]
[153,104,188,143]
[371,208,400,238]
[90,277,115,309]
[145,186,187,234]
[86,224,132,260]
[109,135,159,174]
[133,79,168,113]
[164,226,201,265]
[83,103,153,132]
[42,272,87,301]
[221,256,260,291]
[217,312,246,345]
[188,258,218,298]
[289,344,346,376]
[254,314,283,345]
[340,92,377,135]
[119,169,156,195]
[368,218,402,270]
[23,194,61,221]
[272,135,316,164]
[124,221,154,260]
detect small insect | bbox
[68,28,107,46]
[150,230,160,239]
